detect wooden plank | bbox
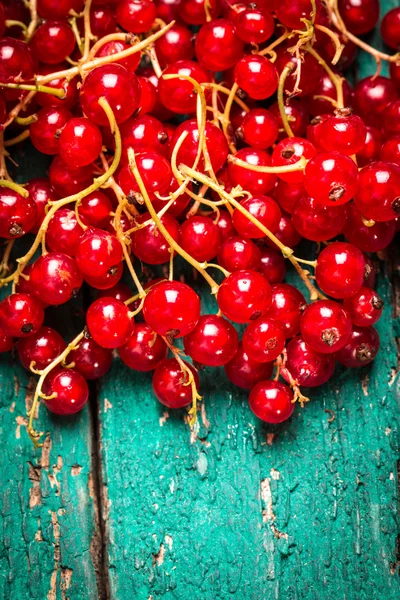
[0,145,99,600]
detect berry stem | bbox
[5,20,28,33]
[306,44,344,108]
[277,63,296,138]
[0,82,65,99]
[25,0,38,42]
[80,0,95,63]
[314,24,344,65]
[0,179,29,197]
[4,129,31,148]
[113,200,146,297]
[227,154,307,174]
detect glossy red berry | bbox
[284,336,335,387]
[37,0,84,20]
[381,7,400,50]
[234,8,274,44]
[272,137,316,184]
[84,262,124,290]
[31,21,76,64]
[170,119,228,175]
[25,178,58,234]
[258,247,286,284]
[242,317,285,363]
[300,300,352,354]
[179,0,220,25]
[275,45,323,96]
[217,270,272,324]
[306,73,353,117]
[152,358,199,409]
[216,209,236,242]
[238,108,279,150]
[380,136,400,164]
[315,241,365,299]
[232,195,281,239]
[195,19,243,72]
[59,118,103,168]
[76,228,123,279]
[275,0,321,29]
[249,380,294,424]
[265,283,306,338]
[87,297,134,349]
[86,5,117,38]
[159,60,210,114]
[228,148,277,196]
[80,65,141,126]
[291,195,347,242]
[143,280,201,338]
[338,0,379,35]
[46,208,85,256]
[180,216,221,263]
[304,151,359,206]
[95,39,141,72]
[0,189,37,239]
[356,125,383,167]
[43,368,89,415]
[224,344,273,390]
[30,252,83,306]
[131,212,180,264]
[30,106,72,155]
[353,76,397,124]
[184,314,238,367]
[155,24,194,67]
[218,236,261,272]
[315,109,367,155]
[118,151,172,199]
[69,337,112,380]
[78,191,113,229]
[234,55,278,100]
[343,287,383,327]
[119,323,167,371]
[116,0,156,32]
[343,202,396,252]
[0,38,35,98]
[17,326,66,371]
[335,326,380,368]
[265,213,302,250]
[0,293,44,338]
[119,115,170,161]
[354,161,400,222]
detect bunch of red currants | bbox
[0,0,398,445]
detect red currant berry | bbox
[217,270,272,324]
[306,73,353,116]
[275,45,323,96]
[224,344,273,390]
[380,136,400,164]
[291,194,347,242]
[78,191,113,229]
[232,195,281,238]
[249,380,294,424]
[195,19,243,72]
[98,283,132,303]
[80,65,141,126]
[315,241,365,299]
[216,209,236,242]
[272,137,316,184]
[275,0,321,29]
[234,55,278,100]
[179,0,220,25]
[335,325,380,368]
[180,215,221,263]
[119,115,170,161]
[85,5,117,38]
[284,336,335,387]
[119,323,167,371]
[49,155,93,197]
[343,287,383,327]
[300,300,352,354]
[76,228,123,280]
[238,108,279,150]
[131,212,180,265]
[354,161,400,222]
[87,297,135,349]
[143,280,201,338]
[338,0,379,35]
[116,0,156,32]
[69,337,112,380]
[265,283,306,338]
[304,151,359,206]
[25,178,58,234]
[242,317,285,363]
[158,60,210,114]
[17,326,66,371]
[95,40,141,72]
[37,0,84,20]
[218,236,261,272]
[357,125,383,167]
[46,208,85,256]
[30,106,72,155]
[153,358,200,409]
[0,38,35,99]
[155,24,194,67]
[31,21,76,64]
[0,293,44,337]
[0,188,37,239]
[381,7,400,50]
[228,148,277,196]
[234,8,275,44]
[183,314,238,367]
[59,118,103,168]
[343,202,396,252]
[170,119,228,174]
[273,179,307,214]
[265,212,302,250]
[315,109,367,156]
[43,368,89,415]
[84,262,124,291]
[382,100,400,137]
[353,76,397,124]
[258,247,286,284]
[36,63,79,109]
[30,252,83,306]
[118,151,172,199]
[270,99,309,139]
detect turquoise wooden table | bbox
[1,7,400,600]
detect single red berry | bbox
[87,297,135,349]
[238,108,279,151]
[46,208,85,256]
[17,326,66,371]
[118,115,170,162]
[49,155,93,197]
[95,39,141,72]
[234,55,278,100]
[69,337,112,380]
[232,196,281,239]
[170,119,228,175]
[59,118,103,168]
[354,161,400,222]
[30,21,76,64]
[275,0,322,29]
[25,178,58,234]
[151,177,192,217]
[184,314,238,367]
[353,76,397,125]
[179,0,220,25]
[0,293,44,338]
[380,136,400,164]
[180,216,221,263]
[118,151,172,199]
[131,212,180,265]
[228,148,277,196]
[258,247,286,284]
[217,270,272,324]
[315,241,365,299]
[300,300,352,354]
[343,287,384,327]
[265,212,302,250]
[30,252,83,306]
[338,0,380,35]
[116,0,156,32]
[218,236,262,272]
[155,24,194,67]
[343,202,396,252]
[234,8,275,44]
[0,189,37,239]
[195,19,244,72]
[306,73,353,117]
[0,38,36,100]
[80,64,141,126]
[216,209,236,242]
[84,262,124,291]
[275,45,323,96]
[315,109,367,155]
[284,336,335,387]
[30,106,72,155]
[159,60,209,114]
[356,125,383,167]
[153,358,199,409]
[224,344,273,390]
[335,325,380,368]
[242,317,285,363]
[119,323,167,371]
[37,0,84,20]
[304,151,359,206]
[43,368,89,415]
[265,283,306,338]
[143,280,201,338]
[76,228,123,279]
[291,194,347,242]
[272,137,317,184]
[249,380,294,424]
[381,7,400,50]
[78,191,113,229]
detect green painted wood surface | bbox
[0,2,399,598]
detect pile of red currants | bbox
[0,0,398,445]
